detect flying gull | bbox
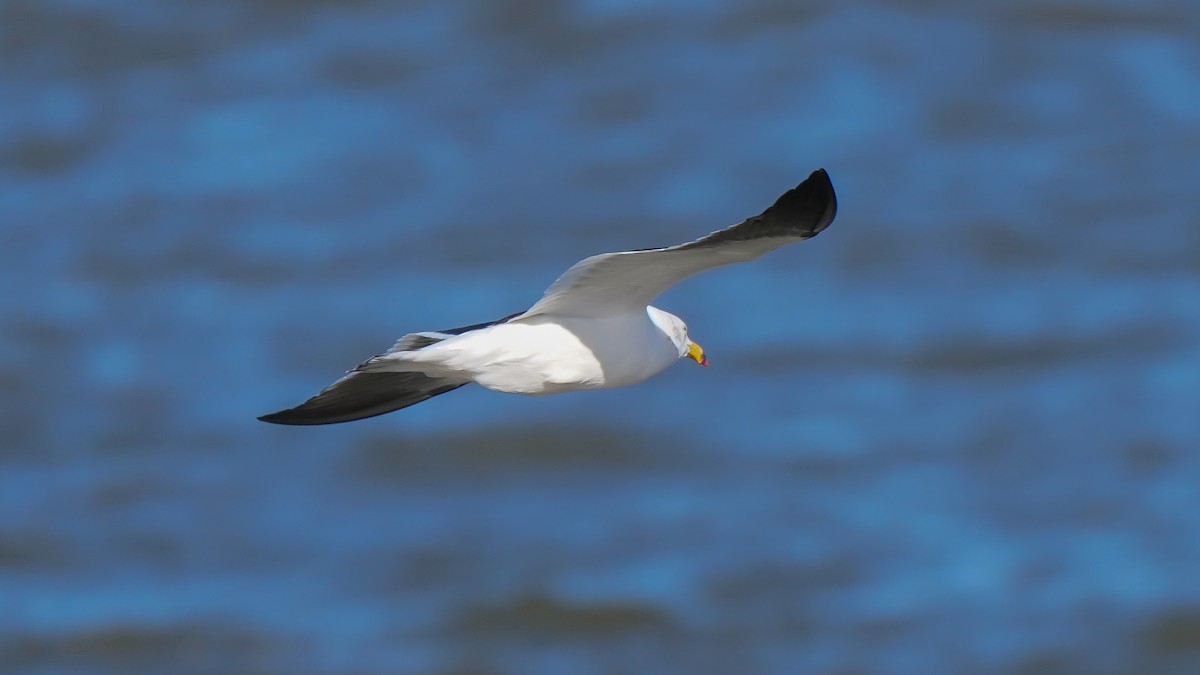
[259,168,838,425]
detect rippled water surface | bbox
[3,1,1199,673]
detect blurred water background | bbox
[3,0,1199,673]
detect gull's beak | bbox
[686,340,708,367]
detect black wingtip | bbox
[256,401,363,426]
[256,408,320,426]
[256,404,386,426]
[257,372,469,426]
[771,168,838,239]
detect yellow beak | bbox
[686,340,708,367]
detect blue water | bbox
[3,1,1199,673]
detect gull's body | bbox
[259,169,838,425]
[374,308,684,395]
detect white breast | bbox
[409,311,681,395]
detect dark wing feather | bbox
[438,311,524,335]
[258,312,522,426]
[257,370,468,426]
[673,168,837,251]
[258,312,520,425]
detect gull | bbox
[259,169,837,425]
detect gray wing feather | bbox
[379,311,525,357]
[521,168,837,318]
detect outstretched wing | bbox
[258,312,520,425]
[257,371,469,425]
[520,168,837,319]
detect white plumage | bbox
[359,307,687,395]
[259,169,837,425]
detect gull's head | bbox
[647,306,708,367]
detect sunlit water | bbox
[3,1,1199,673]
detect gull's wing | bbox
[257,371,469,425]
[519,168,837,319]
[257,313,520,425]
